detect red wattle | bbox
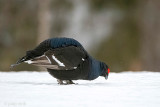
[108,68,110,74]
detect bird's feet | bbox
[65,80,75,84]
[57,79,64,85]
[57,79,75,85]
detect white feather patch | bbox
[46,56,51,64]
[52,55,65,67]
[74,67,77,69]
[25,60,33,64]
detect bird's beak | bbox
[105,68,110,80]
[105,75,108,80]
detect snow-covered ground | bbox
[0,71,160,107]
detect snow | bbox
[0,71,160,107]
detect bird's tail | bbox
[10,56,28,69]
[10,49,38,69]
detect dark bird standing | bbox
[11,37,110,84]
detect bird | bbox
[11,37,110,85]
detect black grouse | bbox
[11,37,110,84]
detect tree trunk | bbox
[37,0,51,44]
[139,0,160,71]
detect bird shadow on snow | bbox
[69,82,109,86]
[3,80,110,86]
[4,81,58,86]
[76,82,110,86]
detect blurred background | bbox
[0,0,160,72]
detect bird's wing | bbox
[24,46,87,70]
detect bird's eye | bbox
[107,68,110,74]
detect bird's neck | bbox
[87,56,103,80]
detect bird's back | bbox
[49,37,84,49]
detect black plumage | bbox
[11,37,110,84]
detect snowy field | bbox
[0,71,160,107]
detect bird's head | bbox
[101,62,110,80]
